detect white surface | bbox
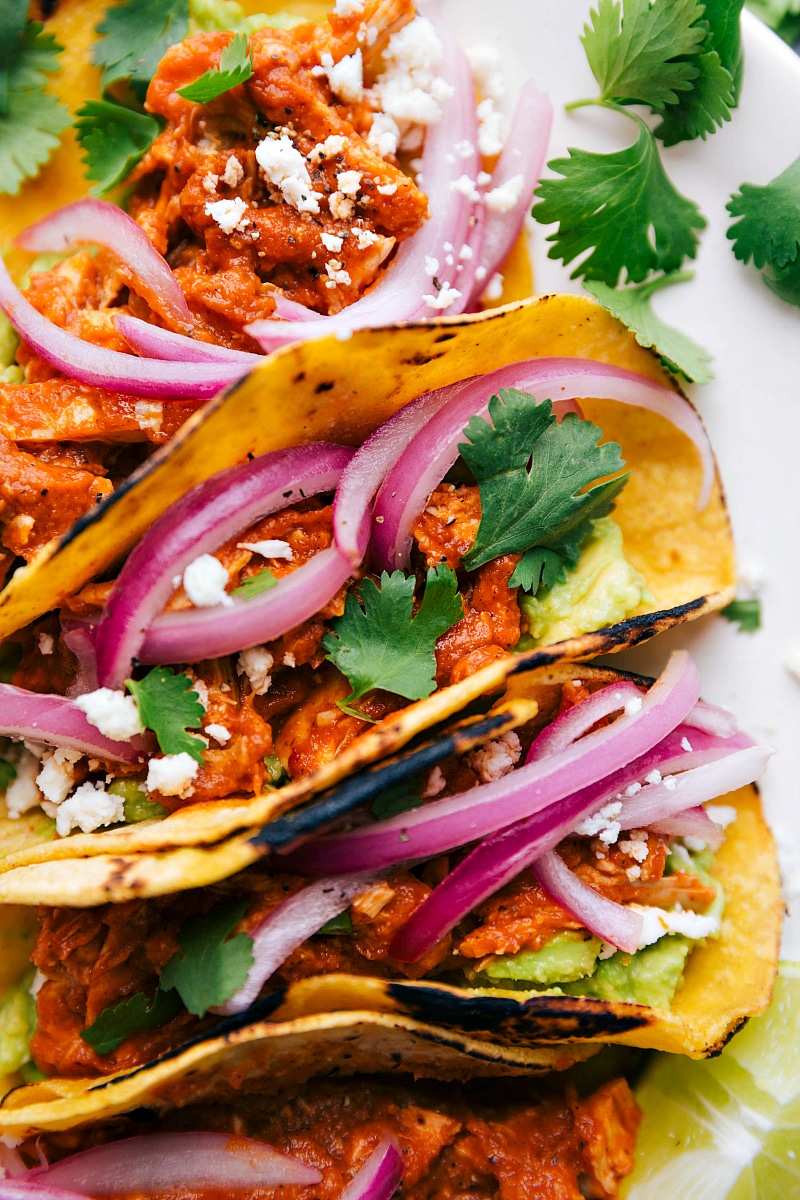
[441,1,800,956]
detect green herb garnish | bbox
[126,667,206,764]
[177,31,253,102]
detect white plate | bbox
[441,0,800,957]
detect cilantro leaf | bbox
[654,49,735,146]
[0,3,31,112]
[582,0,706,110]
[533,119,706,285]
[584,272,714,383]
[318,911,355,935]
[720,598,761,633]
[75,98,163,195]
[510,547,570,594]
[727,154,800,271]
[126,666,206,763]
[702,0,746,99]
[161,901,254,1017]
[459,389,628,590]
[81,987,182,1055]
[323,565,463,705]
[748,0,800,43]
[93,0,189,93]
[75,100,162,195]
[231,568,279,599]
[0,23,70,196]
[177,32,253,102]
[0,760,16,791]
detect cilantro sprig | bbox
[534,0,731,286]
[81,901,255,1052]
[727,154,800,306]
[584,272,713,383]
[0,21,70,196]
[460,389,628,594]
[177,32,253,102]
[323,565,463,712]
[126,667,206,763]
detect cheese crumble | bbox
[75,687,143,741]
[146,753,199,799]
[183,554,233,609]
[256,135,321,214]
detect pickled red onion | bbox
[16,199,192,333]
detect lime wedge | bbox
[623,963,800,1199]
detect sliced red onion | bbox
[0,683,146,763]
[246,15,480,348]
[0,257,248,400]
[16,199,192,333]
[115,314,262,365]
[387,722,747,962]
[615,745,770,830]
[648,805,726,848]
[370,358,714,572]
[25,1133,321,1194]
[271,294,325,322]
[220,872,379,1014]
[534,849,643,953]
[140,544,354,666]
[0,1146,26,1178]
[332,379,472,564]
[96,443,353,688]
[527,681,644,762]
[468,80,553,307]
[60,616,99,699]
[339,1136,404,1200]
[282,652,701,873]
[0,1183,87,1199]
[684,700,739,739]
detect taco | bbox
[0,658,780,1102]
[0,296,735,871]
[0,1046,642,1200]
[0,1063,641,1197]
[0,0,545,567]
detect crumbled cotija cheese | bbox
[574,801,623,845]
[476,96,505,156]
[205,196,250,233]
[329,192,355,220]
[237,539,294,560]
[55,781,125,836]
[36,747,82,806]
[182,554,233,608]
[146,753,199,799]
[423,283,461,311]
[336,170,362,197]
[256,135,320,214]
[204,723,231,745]
[485,174,524,213]
[325,260,352,287]
[75,687,143,741]
[354,227,379,249]
[367,112,400,158]
[373,17,453,130]
[313,49,363,103]
[221,155,244,187]
[37,632,54,655]
[321,232,344,253]
[482,272,504,301]
[308,134,348,164]
[134,400,163,433]
[5,747,42,818]
[334,0,365,15]
[237,647,274,695]
[451,174,481,202]
[630,903,721,948]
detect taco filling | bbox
[7,1074,641,1200]
[0,656,770,1080]
[0,0,547,567]
[0,365,702,838]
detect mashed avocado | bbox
[564,936,692,1009]
[517,517,652,648]
[0,971,36,1078]
[483,932,601,984]
[189,0,304,33]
